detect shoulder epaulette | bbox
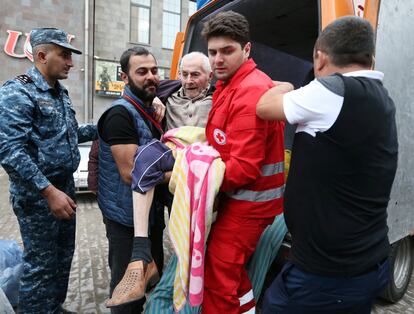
[15,74,33,84]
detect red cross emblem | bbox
[213,129,226,145]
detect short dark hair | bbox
[120,46,155,74]
[201,11,250,48]
[32,44,53,61]
[315,16,375,67]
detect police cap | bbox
[29,27,82,54]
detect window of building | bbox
[164,0,181,13]
[163,0,181,49]
[189,1,197,16]
[131,0,151,44]
[158,67,171,80]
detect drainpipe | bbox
[84,0,89,123]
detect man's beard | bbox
[128,76,158,104]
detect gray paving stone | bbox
[0,168,413,312]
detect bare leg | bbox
[133,187,154,237]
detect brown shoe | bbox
[106,260,159,308]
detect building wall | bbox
[92,0,193,122]
[0,0,87,122]
[0,0,194,124]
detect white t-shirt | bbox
[283,70,384,136]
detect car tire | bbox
[381,236,414,303]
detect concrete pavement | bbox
[0,168,413,313]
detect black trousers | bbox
[262,259,390,314]
[104,217,164,314]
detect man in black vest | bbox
[97,47,164,313]
[257,16,398,313]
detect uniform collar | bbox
[216,58,257,90]
[27,66,67,93]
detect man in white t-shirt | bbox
[257,16,398,314]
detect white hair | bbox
[179,51,211,73]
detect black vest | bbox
[285,74,398,276]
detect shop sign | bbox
[3,29,75,62]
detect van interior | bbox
[183,0,320,148]
[184,0,319,87]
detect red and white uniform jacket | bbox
[206,59,285,219]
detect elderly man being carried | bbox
[106,51,215,308]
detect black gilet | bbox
[284,74,398,277]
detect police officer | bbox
[0,28,97,313]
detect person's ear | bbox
[208,71,213,83]
[37,50,48,64]
[120,71,129,85]
[243,42,251,60]
[314,50,328,75]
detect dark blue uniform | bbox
[0,66,97,313]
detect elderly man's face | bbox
[179,56,211,99]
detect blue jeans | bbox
[262,259,389,314]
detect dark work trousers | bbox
[104,216,164,314]
[262,259,389,314]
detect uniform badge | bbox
[15,74,33,84]
[38,99,54,106]
[213,128,226,145]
